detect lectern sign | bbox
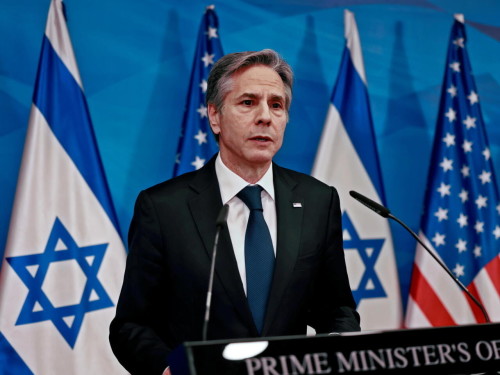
[243,341,499,374]
[245,352,331,374]
[170,324,500,374]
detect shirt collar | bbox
[215,153,275,204]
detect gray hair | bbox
[206,49,294,113]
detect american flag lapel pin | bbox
[292,202,302,208]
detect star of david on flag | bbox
[342,213,385,304]
[7,218,113,349]
[173,5,223,177]
[405,14,500,328]
[312,10,402,330]
[0,0,127,373]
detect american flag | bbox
[405,14,500,327]
[173,5,223,177]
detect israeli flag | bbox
[0,0,126,373]
[312,10,402,330]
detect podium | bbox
[169,323,500,374]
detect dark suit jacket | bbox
[109,156,360,374]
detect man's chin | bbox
[246,150,276,166]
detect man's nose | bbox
[256,103,272,125]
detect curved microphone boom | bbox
[202,204,229,341]
[349,190,491,324]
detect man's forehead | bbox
[229,65,285,93]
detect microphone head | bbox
[349,190,391,218]
[216,204,229,227]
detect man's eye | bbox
[272,102,283,109]
[242,100,252,105]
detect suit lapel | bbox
[188,158,257,333]
[262,165,303,335]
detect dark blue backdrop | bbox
[1,0,500,311]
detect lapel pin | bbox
[293,202,302,208]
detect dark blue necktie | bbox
[237,185,275,334]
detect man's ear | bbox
[208,103,220,135]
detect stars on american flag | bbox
[432,232,446,247]
[475,195,488,209]
[479,170,492,184]
[474,220,484,233]
[457,213,468,228]
[409,18,499,326]
[453,37,465,48]
[463,115,476,129]
[462,139,472,153]
[201,52,215,67]
[191,156,206,170]
[482,148,491,160]
[420,17,500,287]
[205,26,218,39]
[194,129,208,145]
[173,6,223,177]
[445,107,457,122]
[453,263,465,278]
[199,79,207,93]
[434,207,448,221]
[197,104,208,118]
[440,157,453,172]
[467,91,478,105]
[449,61,461,72]
[459,189,468,202]
[447,85,457,97]
[455,238,467,253]
[443,133,455,146]
[437,182,451,197]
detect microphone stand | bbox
[202,204,229,341]
[349,190,491,323]
[388,212,491,323]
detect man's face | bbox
[208,65,288,173]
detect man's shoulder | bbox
[274,163,334,191]
[141,160,217,201]
[145,170,197,195]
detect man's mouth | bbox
[250,136,272,142]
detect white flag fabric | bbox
[0,0,126,373]
[312,9,402,330]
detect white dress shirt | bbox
[215,154,277,294]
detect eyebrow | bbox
[236,92,285,102]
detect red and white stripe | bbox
[405,232,500,328]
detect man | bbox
[110,49,360,375]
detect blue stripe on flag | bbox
[332,47,386,202]
[32,36,121,235]
[0,332,32,375]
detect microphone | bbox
[349,190,491,324]
[349,190,391,218]
[202,204,229,341]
